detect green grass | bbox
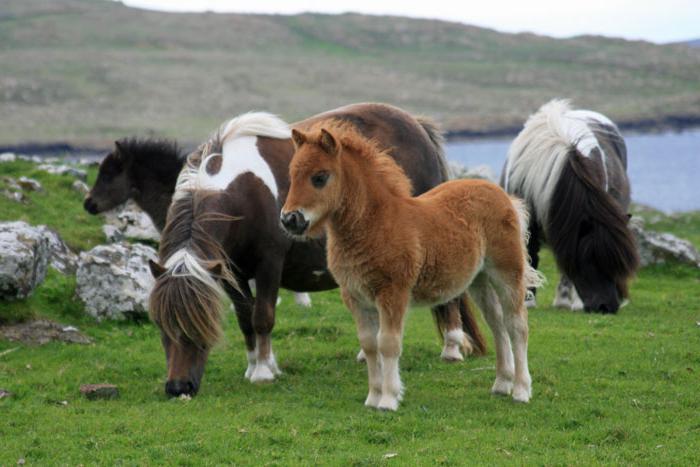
[1,163,699,464]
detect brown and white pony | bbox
[281,123,542,410]
[147,103,486,397]
[501,100,639,313]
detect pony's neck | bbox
[130,153,182,231]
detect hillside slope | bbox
[2,0,700,145]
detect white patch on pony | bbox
[244,350,256,380]
[440,329,465,362]
[294,292,312,307]
[503,99,616,225]
[163,248,225,297]
[250,350,282,383]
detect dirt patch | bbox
[0,319,92,345]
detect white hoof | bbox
[294,292,312,307]
[364,389,382,408]
[491,377,514,396]
[376,395,399,411]
[440,343,464,362]
[356,349,366,363]
[250,364,276,383]
[244,351,256,380]
[512,383,532,403]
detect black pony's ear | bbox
[319,128,339,157]
[149,259,167,279]
[291,129,306,149]
[113,140,133,164]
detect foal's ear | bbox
[291,129,307,149]
[319,129,339,157]
[148,259,167,279]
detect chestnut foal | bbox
[281,124,543,410]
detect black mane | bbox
[116,137,184,183]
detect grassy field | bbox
[1,161,700,464]
[1,0,700,146]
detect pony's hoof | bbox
[440,344,464,362]
[250,365,276,383]
[294,292,312,307]
[491,378,513,396]
[512,385,531,403]
[376,395,399,411]
[356,349,366,363]
[364,390,381,408]
[244,364,255,380]
[525,296,537,308]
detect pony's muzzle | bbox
[165,379,198,398]
[280,210,309,236]
[83,196,99,215]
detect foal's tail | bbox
[510,196,546,291]
[458,294,487,356]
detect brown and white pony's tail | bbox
[510,196,546,292]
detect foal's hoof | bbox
[364,390,381,408]
[491,378,514,396]
[440,344,464,362]
[294,292,312,307]
[356,349,366,363]
[376,395,399,411]
[512,384,532,403]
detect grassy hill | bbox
[2,0,700,146]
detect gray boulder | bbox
[76,242,158,320]
[102,200,160,243]
[17,176,42,192]
[0,221,50,299]
[37,163,87,181]
[36,226,79,274]
[0,152,16,163]
[630,217,700,268]
[72,180,89,195]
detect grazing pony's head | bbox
[281,123,411,239]
[548,148,639,313]
[84,138,181,214]
[148,143,238,398]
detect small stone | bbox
[17,177,42,192]
[0,152,16,162]
[72,180,89,195]
[16,458,25,465]
[80,384,119,400]
[0,388,12,399]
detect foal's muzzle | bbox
[280,210,309,236]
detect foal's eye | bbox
[310,171,329,189]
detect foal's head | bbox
[84,140,136,214]
[281,128,344,238]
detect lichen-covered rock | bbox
[17,176,42,191]
[630,217,700,268]
[102,200,160,243]
[36,226,79,274]
[36,163,87,181]
[0,152,16,162]
[72,180,89,195]
[0,221,51,300]
[76,242,158,320]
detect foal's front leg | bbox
[342,289,382,408]
[376,290,409,411]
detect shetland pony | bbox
[148,103,486,397]
[84,137,313,307]
[281,124,542,410]
[501,100,639,313]
[84,138,184,230]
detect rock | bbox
[72,180,89,195]
[0,152,16,162]
[102,200,160,243]
[0,221,50,300]
[78,157,101,167]
[0,320,92,345]
[76,242,158,320]
[0,389,12,399]
[36,163,87,181]
[36,226,79,274]
[630,217,700,268]
[80,384,119,400]
[17,176,42,192]
[450,162,496,182]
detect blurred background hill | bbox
[2,0,700,146]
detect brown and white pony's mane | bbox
[308,120,414,198]
[150,112,291,348]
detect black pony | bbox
[501,99,639,313]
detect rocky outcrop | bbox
[17,176,42,192]
[631,217,700,268]
[36,163,87,181]
[102,200,160,243]
[0,221,50,299]
[37,226,79,274]
[75,242,158,320]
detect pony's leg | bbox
[494,279,531,403]
[294,292,312,307]
[432,300,469,362]
[525,220,541,308]
[342,289,381,407]
[249,263,283,383]
[225,281,257,380]
[469,275,515,396]
[376,290,409,411]
[552,275,583,311]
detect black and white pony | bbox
[501,99,639,313]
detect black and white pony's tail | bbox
[510,196,546,293]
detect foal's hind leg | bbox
[469,275,515,396]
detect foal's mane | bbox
[115,137,184,180]
[310,120,413,198]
